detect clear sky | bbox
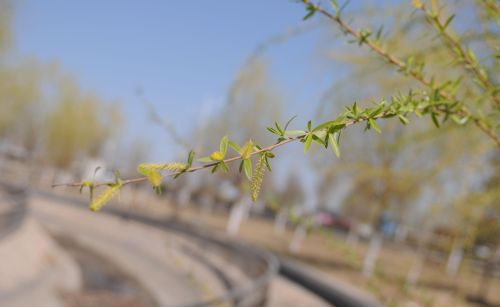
[12,0,333,161]
[11,0,406,208]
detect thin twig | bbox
[52,112,391,189]
[302,0,500,146]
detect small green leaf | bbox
[328,133,340,158]
[283,115,297,131]
[286,130,306,135]
[398,114,409,125]
[219,136,228,155]
[243,159,252,180]
[303,3,317,20]
[228,140,241,153]
[304,133,313,152]
[264,156,272,172]
[431,113,440,128]
[369,118,381,133]
[467,48,477,63]
[240,140,254,159]
[307,120,312,131]
[443,14,455,30]
[220,161,229,172]
[198,157,213,163]
[275,121,284,135]
[267,127,279,135]
[187,150,195,167]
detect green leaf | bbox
[228,140,241,153]
[443,14,455,30]
[275,121,284,135]
[220,161,229,172]
[219,136,228,155]
[369,118,381,133]
[312,130,327,141]
[330,0,338,9]
[240,140,254,159]
[243,159,252,180]
[187,150,195,167]
[398,114,409,125]
[431,113,440,128]
[304,133,313,152]
[307,120,312,131]
[467,48,477,63]
[265,151,275,158]
[286,130,306,135]
[264,156,272,172]
[198,157,212,163]
[283,115,297,131]
[267,127,279,135]
[313,120,334,131]
[328,133,340,158]
[303,3,316,20]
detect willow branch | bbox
[53,110,407,189]
[419,4,500,109]
[302,0,500,146]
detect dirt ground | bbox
[109,191,500,307]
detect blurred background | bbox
[0,0,499,306]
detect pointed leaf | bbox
[304,133,313,152]
[219,136,228,155]
[328,133,340,157]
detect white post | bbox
[363,234,382,277]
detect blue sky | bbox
[11,0,412,207]
[13,0,332,161]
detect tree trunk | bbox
[274,209,287,236]
[289,225,307,254]
[446,239,464,277]
[226,196,250,236]
[363,234,382,277]
[406,254,424,287]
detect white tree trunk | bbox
[226,196,250,236]
[446,240,464,277]
[274,210,287,236]
[363,234,382,277]
[289,225,307,254]
[406,254,424,287]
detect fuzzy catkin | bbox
[89,184,121,212]
[251,155,266,202]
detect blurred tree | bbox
[43,77,121,168]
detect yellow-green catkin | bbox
[89,184,121,212]
[137,162,187,173]
[250,155,266,201]
[137,162,187,190]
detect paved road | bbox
[31,194,229,306]
[30,192,331,307]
